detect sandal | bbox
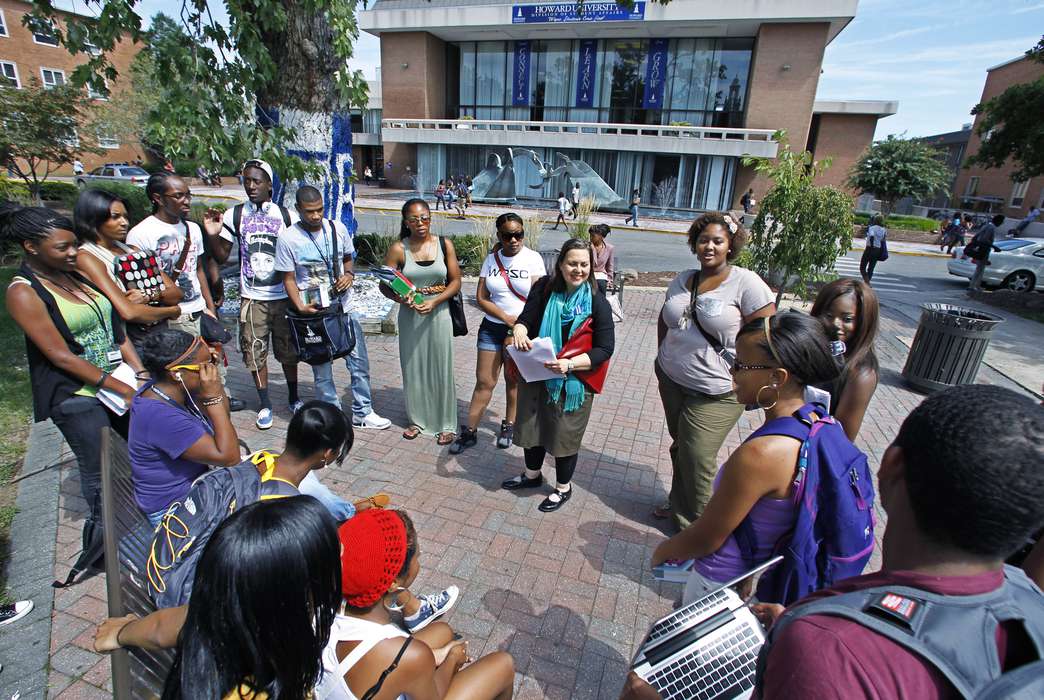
[355,493,391,510]
[436,432,455,446]
[652,502,672,520]
[402,425,421,440]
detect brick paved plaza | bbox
[5,282,1020,699]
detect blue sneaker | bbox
[255,408,273,430]
[403,585,460,632]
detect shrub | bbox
[0,178,31,205]
[38,180,80,207]
[853,212,938,232]
[84,181,152,226]
[353,233,396,268]
[450,233,492,274]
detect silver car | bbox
[947,238,1044,292]
[75,164,150,188]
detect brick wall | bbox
[953,56,1044,218]
[811,112,879,191]
[0,0,141,174]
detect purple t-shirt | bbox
[128,394,209,513]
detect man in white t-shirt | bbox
[450,213,546,454]
[553,191,570,230]
[208,159,301,430]
[571,182,581,219]
[274,186,391,431]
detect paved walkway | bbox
[2,284,1031,699]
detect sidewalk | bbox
[4,283,1035,699]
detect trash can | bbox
[902,304,1003,393]
[539,249,560,274]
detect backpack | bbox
[755,565,1044,699]
[231,202,292,238]
[145,451,299,608]
[734,402,876,605]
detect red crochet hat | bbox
[338,509,408,607]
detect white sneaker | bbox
[256,408,273,430]
[353,411,391,430]
[0,600,33,627]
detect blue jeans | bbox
[311,314,374,419]
[628,204,639,225]
[298,471,356,521]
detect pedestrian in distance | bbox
[451,213,546,455]
[572,182,581,219]
[454,180,468,219]
[434,179,447,211]
[624,188,641,227]
[741,188,754,214]
[1011,206,1040,238]
[553,191,570,230]
[73,159,84,176]
[364,165,374,186]
[859,214,887,284]
[965,214,1004,292]
[465,176,474,208]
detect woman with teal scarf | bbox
[502,239,615,512]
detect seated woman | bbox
[130,329,240,524]
[73,189,183,340]
[322,508,515,699]
[588,223,615,295]
[651,312,844,602]
[809,279,880,441]
[95,496,344,699]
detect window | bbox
[0,60,18,88]
[1010,180,1029,208]
[0,10,9,38]
[40,67,65,88]
[101,167,115,177]
[30,18,59,46]
[87,81,108,100]
[965,176,979,196]
[97,130,119,149]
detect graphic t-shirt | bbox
[220,202,299,300]
[274,220,356,311]
[478,247,546,324]
[127,216,206,314]
[128,394,209,513]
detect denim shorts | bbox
[476,317,510,352]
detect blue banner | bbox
[512,40,531,106]
[512,2,645,24]
[642,38,669,109]
[575,39,598,108]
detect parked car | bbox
[75,164,149,188]
[947,239,1044,292]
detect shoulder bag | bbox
[439,236,468,337]
[688,269,736,367]
[285,220,357,365]
[496,250,529,382]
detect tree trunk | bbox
[257,6,357,234]
[774,269,787,308]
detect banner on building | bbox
[512,2,645,24]
[642,38,668,109]
[575,39,598,108]
[513,40,531,106]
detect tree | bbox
[0,79,103,204]
[743,133,855,306]
[846,135,951,215]
[964,36,1044,181]
[26,0,370,229]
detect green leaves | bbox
[966,73,1044,182]
[846,134,951,213]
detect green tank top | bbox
[47,283,117,397]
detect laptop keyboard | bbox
[647,624,761,700]
[647,589,729,645]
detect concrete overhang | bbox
[813,100,898,117]
[361,0,857,44]
[353,133,382,146]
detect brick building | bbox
[0,0,141,174]
[953,54,1044,219]
[359,0,896,212]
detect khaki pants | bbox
[656,361,743,530]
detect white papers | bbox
[96,362,139,416]
[506,337,560,382]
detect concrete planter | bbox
[854,225,938,244]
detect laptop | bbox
[632,556,784,700]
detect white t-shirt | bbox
[572,185,581,204]
[127,216,206,315]
[558,197,571,214]
[274,220,356,311]
[220,201,300,301]
[866,224,887,248]
[479,247,546,324]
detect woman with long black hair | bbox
[380,198,462,445]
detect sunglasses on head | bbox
[165,336,214,372]
[499,230,524,241]
[168,357,218,372]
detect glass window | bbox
[0,61,18,88]
[31,18,59,46]
[1011,180,1029,208]
[665,38,715,126]
[458,42,475,109]
[605,40,647,124]
[40,67,65,88]
[533,39,572,122]
[0,10,8,37]
[97,131,119,149]
[102,167,115,177]
[710,39,753,128]
[475,41,507,107]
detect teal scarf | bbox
[538,283,592,413]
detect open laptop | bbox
[632,556,784,700]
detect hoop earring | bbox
[755,384,779,410]
[383,586,407,612]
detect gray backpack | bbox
[755,565,1044,699]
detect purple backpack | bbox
[735,402,876,605]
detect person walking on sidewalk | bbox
[454,179,468,219]
[859,214,887,284]
[571,182,581,219]
[966,214,1004,292]
[275,186,391,431]
[434,179,447,211]
[741,188,754,214]
[553,191,570,230]
[363,165,373,186]
[624,188,641,227]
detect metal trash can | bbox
[902,304,1003,392]
[539,249,560,274]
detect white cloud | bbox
[1011,2,1044,14]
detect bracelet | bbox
[200,395,225,407]
[115,618,135,648]
[94,371,110,389]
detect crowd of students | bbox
[2,162,1042,698]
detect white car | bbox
[75,164,149,188]
[947,239,1044,292]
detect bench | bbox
[100,429,175,699]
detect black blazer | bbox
[516,278,614,367]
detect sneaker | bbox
[0,600,34,627]
[256,408,273,430]
[289,400,305,415]
[496,421,514,449]
[449,426,477,455]
[404,585,460,632]
[228,397,247,412]
[353,411,392,430]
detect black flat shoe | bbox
[538,488,572,512]
[228,397,247,412]
[449,426,477,455]
[501,473,543,490]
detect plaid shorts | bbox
[238,298,297,369]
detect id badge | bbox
[317,282,332,309]
[106,347,123,368]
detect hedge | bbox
[38,180,80,207]
[0,178,31,205]
[83,181,153,226]
[853,212,938,232]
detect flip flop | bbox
[436,432,455,446]
[402,426,421,440]
[355,493,391,510]
[652,502,672,520]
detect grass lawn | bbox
[0,266,34,603]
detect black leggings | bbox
[524,447,577,486]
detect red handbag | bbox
[558,317,609,394]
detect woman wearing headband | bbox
[129,328,240,524]
[651,312,844,602]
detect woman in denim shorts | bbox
[450,213,547,454]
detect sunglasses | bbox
[730,360,776,374]
[499,231,524,241]
[169,357,218,372]
[405,216,431,224]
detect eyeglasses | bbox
[164,191,193,202]
[499,231,524,241]
[168,357,217,372]
[405,216,431,224]
[730,360,776,374]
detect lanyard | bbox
[44,275,110,336]
[305,221,336,284]
[147,382,215,435]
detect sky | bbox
[91,0,1044,142]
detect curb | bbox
[850,245,950,259]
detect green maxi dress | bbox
[398,237,457,435]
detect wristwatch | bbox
[566,360,574,373]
